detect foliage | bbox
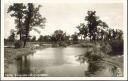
[71,32,78,44]
[76,10,123,56]
[109,40,123,55]
[77,43,105,64]
[7,3,26,41]
[51,30,66,42]
[31,36,36,42]
[85,61,105,76]
[76,44,106,76]
[38,35,51,42]
[8,29,16,42]
[7,3,46,48]
[14,40,22,48]
[108,29,123,41]
[38,35,44,42]
[76,23,88,40]
[85,11,108,41]
[76,11,109,41]
[22,3,46,47]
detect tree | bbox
[116,29,123,40]
[51,30,66,43]
[64,35,70,42]
[84,11,108,41]
[43,35,51,42]
[71,32,78,43]
[96,27,107,41]
[7,3,26,41]
[23,3,46,47]
[38,35,44,42]
[8,3,46,48]
[76,23,88,40]
[8,29,15,42]
[31,36,36,42]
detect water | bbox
[5,47,122,77]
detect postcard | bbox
[1,0,127,80]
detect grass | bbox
[4,47,35,73]
[103,55,123,69]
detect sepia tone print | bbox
[4,3,124,77]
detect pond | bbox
[5,47,122,77]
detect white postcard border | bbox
[1,0,127,80]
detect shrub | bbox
[73,41,78,44]
[109,40,123,55]
[14,40,22,48]
[100,42,112,55]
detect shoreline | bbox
[4,44,123,76]
[4,47,35,73]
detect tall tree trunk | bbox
[20,33,22,41]
[81,35,82,40]
[23,18,30,48]
[18,18,22,41]
[83,37,85,40]
[23,33,28,48]
[90,36,91,42]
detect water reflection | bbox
[16,55,31,76]
[76,52,123,77]
[84,62,103,76]
[5,47,123,77]
[52,48,66,65]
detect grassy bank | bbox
[104,55,123,68]
[4,47,35,72]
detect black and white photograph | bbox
[1,0,127,80]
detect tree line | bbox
[76,11,123,42]
[5,3,123,48]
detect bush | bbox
[72,41,78,44]
[14,40,22,48]
[58,42,67,47]
[100,42,112,55]
[109,40,123,55]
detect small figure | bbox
[116,67,122,77]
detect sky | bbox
[4,2,123,38]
